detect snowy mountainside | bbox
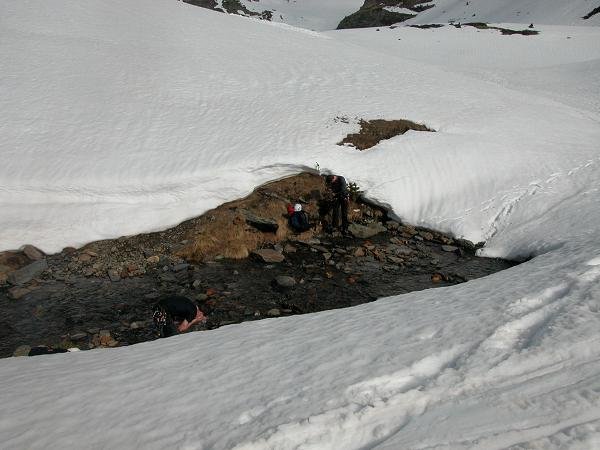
[184,0,600,29]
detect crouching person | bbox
[152,295,207,338]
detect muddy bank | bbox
[0,173,517,358]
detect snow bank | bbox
[1,1,600,448]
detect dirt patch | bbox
[458,22,539,36]
[338,119,434,150]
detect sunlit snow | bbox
[1,0,600,449]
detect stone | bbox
[387,256,404,264]
[267,308,281,317]
[0,272,7,285]
[62,246,77,254]
[348,222,387,239]
[70,332,88,342]
[323,252,332,261]
[441,245,458,253]
[146,255,160,264]
[78,253,92,263]
[275,275,296,288]
[353,247,366,257]
[394,245,414,256]
[84,249,98,257]
[252,249,285,263]
[172,263,189,272]
[196,293,208,301]
[8,286,32,300]
[284,244,297,253]
[130,322,142,329]
[386,221,401,230]
[107,269,120,282]
[8,259,48,285]
[22,245,45,261]
[13,345,31,357]
[192,279,202,289]
[419,231,434,241]
[245,213,279,233]
[431,273,443,283]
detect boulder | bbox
[348,222,387,239]
[8,259,48,285]
[245,213,279,233]
[252,249,285,263]
[22,245,45,261]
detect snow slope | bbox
[219,0,365,31]
[1,1,600,449]
[407,0,600,26]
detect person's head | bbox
[325,175,337,186]
[294,203,302,212]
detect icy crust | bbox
[1,0,600,261]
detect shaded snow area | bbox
[1,0,600,448]
[225,0,365,31]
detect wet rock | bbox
[284,244,297,253]
[252,249,285,263]
[22,245,45,261]
[455,238,478,253]
[8,259,48,285]
[13,345,31,357]
[172,263,189,272]
[275,275,296,288]
[441,245,459,253]
[107,269,121,282]
[245,213,279,233]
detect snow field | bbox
[1,1,600,448]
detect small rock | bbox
[107,269,120,282]
[146,255,160,264]
[172,263,189,272]
[284,244,297,253]
[62,246,77,254]
[431,273,443,283]
[130,322,142,329]
[419,231,434,241]
[386,221,401,230]
[8,259,48,285]
[13,345,31,357]
[353,247,366,257]
[83,249,98,257]
[196,293,208,301]
[22,245,45,261]
[252,249,285,263]
[70,332,88,342]
[192,279,202,289]
[87,328,100,335]
[348,222,386,239]
[8,286,32,300]
[267,308,281,317]
[0,272,7,285]
[275,275,296,288]
[323,252,332,261]
[78,253,92,263]
[441,245,458,253]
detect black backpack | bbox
[289,211,311,232]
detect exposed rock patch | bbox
[338,119,434,150]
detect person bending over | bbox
[324,174,350,233]
[152,295,206,338]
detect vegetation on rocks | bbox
[337,0,434,29]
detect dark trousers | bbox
[332,197,349,231]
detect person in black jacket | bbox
[152,295,206,338]
[324,174,350,233]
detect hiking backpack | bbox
[289,211,311,232]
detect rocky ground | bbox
[0,173,516,358]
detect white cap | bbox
[294,203,302,212]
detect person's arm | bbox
[178,308,206,332]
